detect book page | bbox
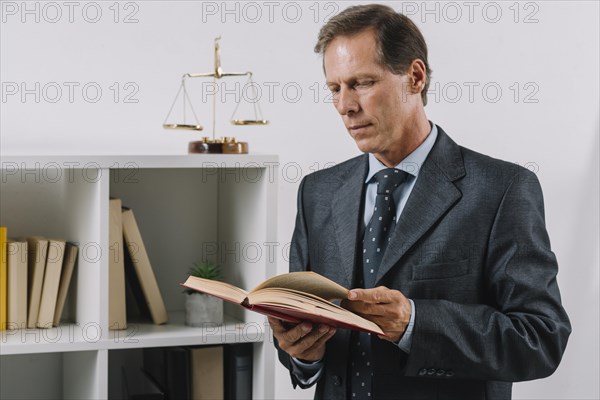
[251,271,349,301]
[248,288,383,335]
[182,276,248,304]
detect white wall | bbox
[1,1,598,399]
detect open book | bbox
[181,271,383,335]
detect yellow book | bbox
[0,227,7,330]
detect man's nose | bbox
[335,89,359,115]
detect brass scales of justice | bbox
[162,36,269,154]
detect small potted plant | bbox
[184,261,224,326]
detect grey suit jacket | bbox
[276,126,571,400]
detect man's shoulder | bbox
[454,142,539,191]
[461,145,518,170]
[462,145,533,177]
[435,126,535,183]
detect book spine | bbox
[37,240,66,328]
[225,343,253,400]
[26,237,48,329]
[121,208,167,325]
[7,240,28,330]
[109,198,127,330]
[166,347,190,399]
[52,243,79,326]
[142,347,167,392]
[121,367,165,400]
[0,227,7,330]
[189,345,224,400]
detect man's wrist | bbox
[293,356,323,365]
[397,298,415,353]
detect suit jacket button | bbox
[332,375,342,386]
[427,368,436,375]
[446,370,454,377]
[436,369,445,376]
[418,368,428,376]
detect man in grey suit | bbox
[268,4,571,399]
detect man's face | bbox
[324,29,422,162]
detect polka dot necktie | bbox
[350,168,408,399]
[362,168,408,288]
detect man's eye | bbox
[356,81,374,88]
[328,87,340,94]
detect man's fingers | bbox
[267,316,287,334]
[348,286,400,304]
[268,317,314,343]
[301,327,337,353]
[345,297,406,317]
[282,322,313,343]
[313,326,337,347]
[344,300,386,316]
[268,316,337,360]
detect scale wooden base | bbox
[188,137,249,154]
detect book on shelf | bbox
[121,367,164,400]
[166,347,191,400]
[7,239,28,329]
[190,345,224,400]
[142,347,168,393]
[143,346,191,399]
[109,198,127,330]
[37,239,66,328]
[181,271,384,335]
[122,207,168,325]
[52,242,78,326]
[25,237,48,329]
[124,248,152,322]
[0,226,7,330]
[143,345,227,400]
[224,343,252,400]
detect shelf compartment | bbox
[109,167,276,324]
[0,167,106,331]
[0,350,105,399]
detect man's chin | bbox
[353,139,378,154]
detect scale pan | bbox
[163,123,203,131]
[231,119,269,126]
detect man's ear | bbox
[408,59,427,94]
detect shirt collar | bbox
[365,122,438,183]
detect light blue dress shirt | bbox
[290,123,439,384]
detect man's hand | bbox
[268,317,336,362]
[342,286,411,343]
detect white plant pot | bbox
[185,293,224,326]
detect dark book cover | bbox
[225,343,253,400]
[143,347,191,400]
[166,347,191,400]
[142,347,167,393]
[121,367,164,400]
[123,237,152,322]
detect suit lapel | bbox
[376,128,466,284]
[332,155,368,289]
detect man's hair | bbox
[314,4,432,106]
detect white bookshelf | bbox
[0,155,278,399]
